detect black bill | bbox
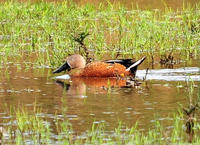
[53,62,71,74]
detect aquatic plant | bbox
[0,104,200,144]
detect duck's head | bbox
[53,54,86,74]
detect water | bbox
[74,0,199,10]
[0,58,199,135]
[0,0,198,9]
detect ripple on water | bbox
[137,67,200,81]
[102,112,115,115]
[93,120,105,124]
[0,89,5,93]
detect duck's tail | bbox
[105,56,146,76]
[126,56,146,75]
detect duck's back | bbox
[80,62,129,77]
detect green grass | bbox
[0,1,200,67]
[0,105,200,144]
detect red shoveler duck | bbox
[53,54,146,77]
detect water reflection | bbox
[55,77,140,97]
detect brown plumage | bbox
[53,54,146,78]
[79,62,129,77]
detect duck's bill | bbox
[53,62,71,74]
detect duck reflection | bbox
[55,77,140,97]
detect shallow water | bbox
[0,58,199,137]
[74,0,199,10]
[0,0,198,10]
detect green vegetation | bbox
[0,106,199,144]
[0,1,200,67]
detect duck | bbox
[53,54,146,77]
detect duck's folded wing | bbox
[105,57,146,75]
[104,59,133,68]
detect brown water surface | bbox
[0,0,199,10]
[0,57,199,136]
[74,0,199,10]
